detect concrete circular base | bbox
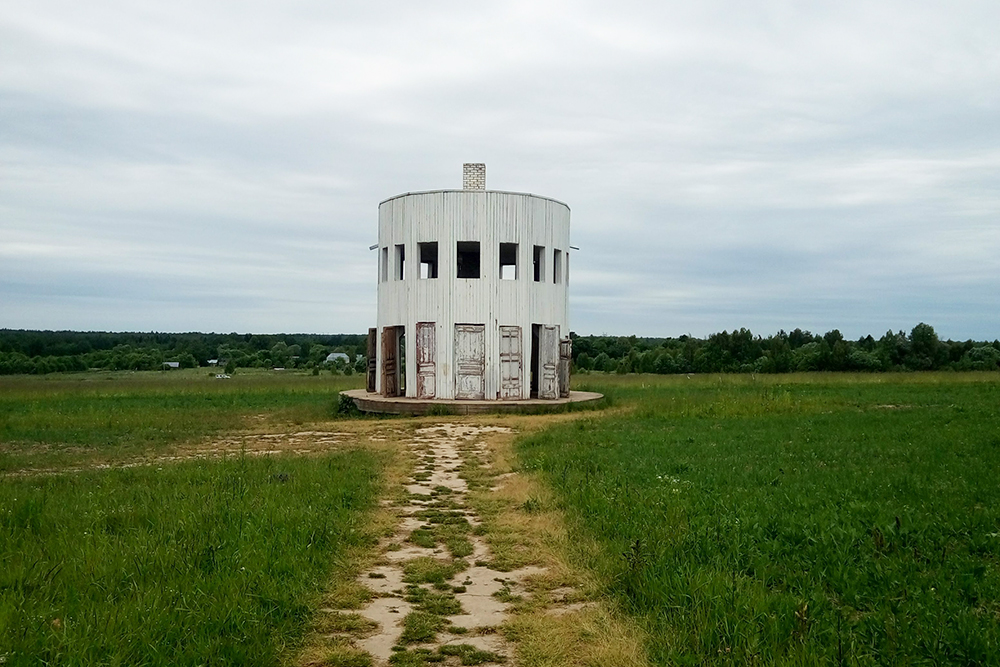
[342,389,604,416]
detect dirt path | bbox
[298,417,649,667]
[351,423,546,664]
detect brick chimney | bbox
[462,163,486,190]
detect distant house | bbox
[207,359,219,366]
[326,352,350,364]
[162,361,180,370]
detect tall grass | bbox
[521,373,1000,664]
[0,370,364,470]
[0,450,380,665]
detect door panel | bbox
[559,337,572,398]
[367,328,377,393]
[499,326,522,400]
[538,325,560,399]
[416,322,436,399]
[381,327,399,397]
[454,324,486,400]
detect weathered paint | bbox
[375,186,570,400]
[499,325,522,400]
[559,337,572,398]
[454,324,486,400]
[381,327,399,397]
[415,321,436,399]
[538,324,560,399]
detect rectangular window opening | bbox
[553,249,563,283]
[499,243,518,280]
[418,242,438,279]
[380,247,389,282]
[457,241,481,279]
[532,245,545,282]
[395,244,405,280]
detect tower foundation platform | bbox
[342,389,603,416]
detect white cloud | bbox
[1,0,999,338]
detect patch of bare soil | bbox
[2,429,354,478]
[173,429,350,459]
[348,424,531,664]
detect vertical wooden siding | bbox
[376,190,570,399]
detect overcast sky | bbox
[2,1,999,340]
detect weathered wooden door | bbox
[381,327,399,397]
[454,324,485,400]
[499,326,522,399]
[559,337,572,398]
[415,322,436,399]
[538,325,560,400]
[366,328,377,393]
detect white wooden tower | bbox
[368,164,571,401]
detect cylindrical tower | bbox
[369,164,571,401]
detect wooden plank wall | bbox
[375,190,570,400]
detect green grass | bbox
[438,643,505,664]
[388,643,503,666]
[522,372,1000,665]
[405,584,463,615]
[399,610,449,644]
[0,449,380,665]
[407,505,475,559]
[325,646,374,667]
[0,369,364,470]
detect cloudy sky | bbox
[2,1,998,340]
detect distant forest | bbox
[571,324,1000,374]
[0,331,367,375]
[1,323,998,376]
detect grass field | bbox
[0,370,379,666]
[0,369,364,471]
[6,368,1000,665]
[1,451,381,666]
[519,373,1000,665]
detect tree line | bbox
[571,323,1000,374]
[0,330,367,375]
[2,323,998,376]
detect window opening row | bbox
[381,243,566,283]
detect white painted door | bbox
[499,326,522,399]
[454,324,486,400]
[416,322,436,399]
[538,325,560,399]
[559,337,572,398]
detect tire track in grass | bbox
[350,424,540,665]
[304,416,649,667]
